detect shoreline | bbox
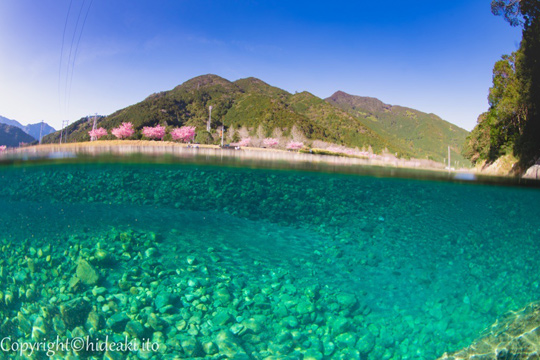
[5,141,538,185]
[7,140,455,171]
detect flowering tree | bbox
[238,138,251,147]
[171,126,196,143]
[0,145,6,152]
[142,125,166,140]
[111,122,135,139]
[88,127,108,140]
[263,138,279,147]
[286,141,304,150]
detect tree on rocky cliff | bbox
[463,0,540,168]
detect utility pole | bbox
[448,146,451,170]
[59,120,69,144]
[207,106,212,132]
[221,125,225,147]
[90,113,98,141]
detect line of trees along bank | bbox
[463,0,540,170]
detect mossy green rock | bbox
[76,259,99,285]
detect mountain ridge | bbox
[0,123,37,147]
[42,74,468,163]
[0,115,56,141]
[326,91,469,165]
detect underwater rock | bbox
[60,297,92,328]
[180,336,202,357]
[438,302,540,360]
[215,330,249,359]
[202,341,219,355]
[213,310,233,326]
[214,287,232,305]
[304,348,324,360]
[126,320,146,338]
[76,259,99,285]
[336,293,357,310]
[106,312,130,332]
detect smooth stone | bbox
[215,330,249,359]
[125,320,146,338]
[147,313,164,331]
[241,318,264,334]
[213,310,232,326]
[202,341,218,355]
[76,259,99,286]
[283,316,299,329]
[356,329,375,355]
[304,349,324,360]
[155,292,172,310]
[230,323,244,335]
[336,293,357,309]
[214,288,231,305]
[92,287,107,296]
[296,301,315,315]
[330,316,350,335]
[86,310,103,331]
[106,312,130,332]
[180,337,201,357]
[323,339,336,357]
[335,333,358,349]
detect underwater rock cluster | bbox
[0,228,382,359]
[1,163,540,359]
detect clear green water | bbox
[0,155,539,359]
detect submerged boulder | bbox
[438,302,540,360]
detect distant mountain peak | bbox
[0,115,55,140]
[327,91,389,113]
[176,74,235,92]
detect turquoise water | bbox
[0,156,539,359]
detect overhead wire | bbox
[64,0,86,116]
[67,0,94,116]
[58,0,73,119]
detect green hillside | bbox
[43,75,467,162]
[326,91,470,165]
[0,123,36,147]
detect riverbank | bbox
[7,140,452,172]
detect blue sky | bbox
[0,0,522,130]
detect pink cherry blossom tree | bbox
[88,127,108,140]
[238,138,251,147]
[142,125,166,140]
[111,122,135,139]
[263,138,279,148]
[0,145,6,152]
[286,141,304,150]
[171,126,196,143]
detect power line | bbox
[58,0,73,116]
[67,0,94,114]
[64,0,86,116]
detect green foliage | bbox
[0,123,36,147]
[466,2,540,167]
[194,131,214,145]
[327,92,470,165]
